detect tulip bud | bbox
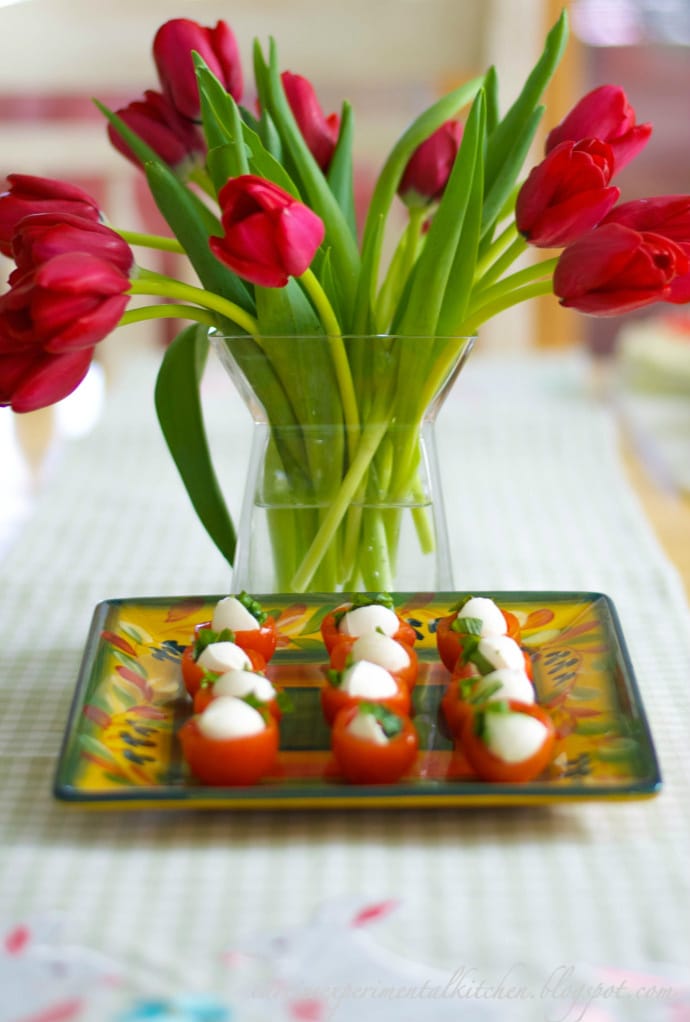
[398,120,463,208]
[108,90,206,173]
[153,18,243,122]
[554,222,690,315]
[281,71,340,173]
[0,175,101,257]
[209,175,325,288]
[517,139,620,248]
[545,85,652,174]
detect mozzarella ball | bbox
[197,695,265,740]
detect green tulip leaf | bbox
[482,105,543,237]
[483,65,500,135]
[154,325,237,567]
[396,88,486,336]
[144,162,254,312]
[326,100,356,238]
[484,10,568,204]
[194,55,239,152]
[353,73,485,333]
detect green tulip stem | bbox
[118,304,218,329]
[298,268,360,443]
[474,232,528,293]
[128,271,260,336]
[117,230,186,254]
[375,206,427,332]
[463,278,555,335]
[471,256,559,311]
[473,221,520,282]
[290,414,391,592]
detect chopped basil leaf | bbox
[236,590,268,625]
[469,680,503,705]
[450,614,483,636]
[199,669,220,690]
[334,592,395,627]
[464,640,496,676]
[449,594,473,613]
[327,668,344,688]
[192,627,236,659]
[358,701,404,738]
[474,699,511,738]
[458,677,478,701]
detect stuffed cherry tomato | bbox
[321,596,417,655]
[460,700,556,783]
[211,592,279,663]
[181,635,266,698]
[441,667,535,737]
[329,632,418,691]
[193,667,284,719]
[436,596,522,673]
[321,660,411,726]
[179,695,279,786]
[331,702,419,784]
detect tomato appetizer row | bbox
[177,592,556,787]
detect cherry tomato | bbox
[320,671,411,726]
[460,700,556,783]
[435,610,525,673]
[330,704,419,784]
[329,636,419,691]
[320,606,417,655]
[180,641,266,698]
[440,679,476,737]
[178,712,279,786]
[231,618,278,662]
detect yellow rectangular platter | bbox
[53,591,661,809]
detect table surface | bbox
[1,347,689,1022]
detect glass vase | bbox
[211,332,475,594]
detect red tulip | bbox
[281,71,340,173]
[516,139,619,248]
[545,85,652,174]
[0,175,100,257]
[553,222,690,315]
[0,252,131,354]
[153,18,243,121]
[11,213,134,276]
[398,119,463,208]
[209,175,325,287]
[603,196,690,302]
[108,89,206,172]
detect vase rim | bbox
[209,330,477,341]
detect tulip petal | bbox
[36,252,130,295]
[276,206,325,277]
[4,345,94,412]
[43,295,130,351]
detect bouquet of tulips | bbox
[1,11,689,591]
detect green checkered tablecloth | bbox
[1,348,688,1021]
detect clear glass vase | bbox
[211,332,475,594]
